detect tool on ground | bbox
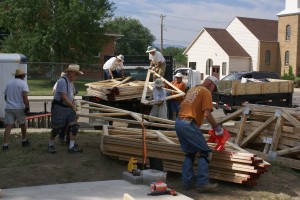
[207,127,231,151]
[127,157,140,176]
[147,181,177,196]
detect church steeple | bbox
[277,0,300,16]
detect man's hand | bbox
[213,124,224,136]
[25,107,30,116]
[72,105,78,113]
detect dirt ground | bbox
[0,131,300,200]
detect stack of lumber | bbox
[219,104,300,170]
[101,126,270,186]
[85,77,151,101]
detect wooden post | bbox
[235,107,249,145]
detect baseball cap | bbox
[206,76,219,91]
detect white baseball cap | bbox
[206,76,219,90]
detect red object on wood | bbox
[208,128,231,151]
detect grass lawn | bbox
[27,78,95,96]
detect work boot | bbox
[48,145,56,154]
[197,183,218,192]
[68,144,83,153]
[2,145,8,152]
[22,139,30,147]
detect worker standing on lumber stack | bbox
[103,54,125,80]
[149,78,168,119]
[146,46,166,80]
[167,72,186,120]
[175,76,224,192]
[2,68,30,152]
[48,64,83,154]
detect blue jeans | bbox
[175,118,211,187]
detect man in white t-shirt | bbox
[3,68,30,152]
[146,46,166,79]
[103,54,125,79]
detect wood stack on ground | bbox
[219,103,300,170]
[101,126,270,186]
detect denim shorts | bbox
[5,109,26,125]
[51,104,77,128]
[169,100,180,113]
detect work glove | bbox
[111,76,114,79]
[213,124,224,136]
[24,107,30,116]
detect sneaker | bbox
[197,183,218,192]
[48,145,57,154]
[2,145,8,152]
[68,144,83,153]
[22,139,30,147]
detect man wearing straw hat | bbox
[146,46,166,80]
[48,64,83,153]
[3,68,30,152]
[103,54,125,80]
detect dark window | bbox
[206,59,213,75]
[286,25,291,40]
[285,51,289,66]
[222,62,227,75]
[189,62,196,70]
[265,50,270,65]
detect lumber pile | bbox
[219,104,300,170]
[85,77,151,101]
[101,126,270,186]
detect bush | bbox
[282,66,295,80]
[294,76,300,88]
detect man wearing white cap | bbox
[168,72,186,120]
[3,68,30,152]
[175,76,224,192]
[146,46,166,79]
[48,64,83,154]
[103,54,125,79]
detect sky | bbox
[112,0,285,48]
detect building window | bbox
[222,62,227,75]
[286,25,291,40]
[265,50,270,65]
[285,51,289,66]
[189,62,196,70]
[206,59,213,75]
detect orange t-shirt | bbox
[178,85,213,126]
[170,80,186,101]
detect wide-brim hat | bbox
[146,46,156,53]
[154,78,164,87]
[12,68,27,76]
[64,64,83,75]
[116,54,124,62]
[175,72,183,78]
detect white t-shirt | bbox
[4,78,30,109]
[149,51,165,65]
[103,57,124,71]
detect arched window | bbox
[285,51,289,66]
[206,59,213,75]
[265,50,270,65]
[286,25,291,40]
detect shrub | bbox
[282,66,295,80]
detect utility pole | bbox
[160,14,166,54]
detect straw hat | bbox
[116,54,124,62]
[154,78,164,87]
[146,46,156,53]
[175,73,183,78]
[12,68,26,76]
[64,64,83,75]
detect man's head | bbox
[204,76,219,93]
[12,68,27,79]
[116,54,124,63]
[146,46,156,55]
[64,64,83,81]
[175,73,183,83]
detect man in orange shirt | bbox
[175,76,224,192]
[168,73,186,120]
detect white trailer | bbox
[0,53,27,121]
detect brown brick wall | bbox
[258,41,279,73]
[278,15,300,76]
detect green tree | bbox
[282,66,295,80]
[106,17,155,55]
[0,0,114,63]
[163,46,187,65]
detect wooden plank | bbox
[235,108,249,145]
[217,108,244,124]
[281,110,300,128]
[276,145,300,156]
[270,114,283,151]
[153,130,176,144]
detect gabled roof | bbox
[236,17,278,42]
[205,28,250,57]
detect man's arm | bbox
[203,109,218,128]
[4,95,7,102]
[60,92,74,108]
[108,68,114,78]
[22,91,29,108]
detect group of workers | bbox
[2,45,225,193]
